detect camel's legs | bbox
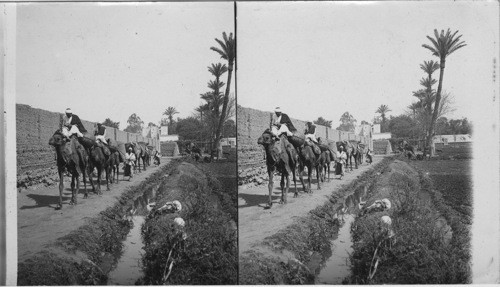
[70,175,76,205]
[57,169,64,210]
[267,170,274,207]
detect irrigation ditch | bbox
[239,155,470,284]
[18,158,237,285]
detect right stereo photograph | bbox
[236,1,499,284]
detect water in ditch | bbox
[107,183,161,285]
[315,214,355,284]
[107,215,146,285]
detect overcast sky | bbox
[237,1,498,127]
[16,2,234,128]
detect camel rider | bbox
[94,123,111,156]
[62,108,87,139]
[271,107,296,139]
[304,122,321,155]
[304,122,318,143]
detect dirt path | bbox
[238,156,383,253]
[17,158,172,261]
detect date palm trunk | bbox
[426,59,445,156]
[213,63,233,158]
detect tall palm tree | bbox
[420,60,440,86]
[422,28,466,155]
[376,104,391,132]
[207,63,227,115]
[210,32,235,155]
[163,106,179,132]
[419,60,439,129]
[408,102,421,119]
[195,104,210,121]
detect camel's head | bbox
[49,130,65,147]
[258,129,274,146]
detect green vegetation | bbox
[348,157,471,284]
[139,160,237,285]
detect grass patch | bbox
[18,250,105,285]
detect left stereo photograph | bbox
[9,2,237,285]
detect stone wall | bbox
[16,104,157,186]
[237,105,372,185]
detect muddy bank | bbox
[239,157,393,284]
[18,159,237,285]
[348,156,471,284]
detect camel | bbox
[48,130,91,210]
[87,143,111,193]
[137,142,150,170]
[108,150,121,184]
[258,130,299,207]
[288,135,324,192]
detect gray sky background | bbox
[237,1,498,127]
[16,2,234,128]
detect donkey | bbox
[49,130,91,210]
[288,135,324,192]
[258,130,299,207]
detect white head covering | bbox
[380,215,392,226]
[274,107,282,113]
[381,198,391,210]
[172,200,182,212]
[174,217,185,227]
[65,108,72,114]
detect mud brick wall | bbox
[16,104,157,186]
[237,105,372,185]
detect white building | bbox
[160,134,179,142]
[220,137,236,148]
[160,125,169,136]
[355,123,372,137]
[433,134,472,145]
[159,125,179,142]
[372,132,392,140]
[142,126,159,138]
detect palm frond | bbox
[422,44,438,56]
[447,43,466,56]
